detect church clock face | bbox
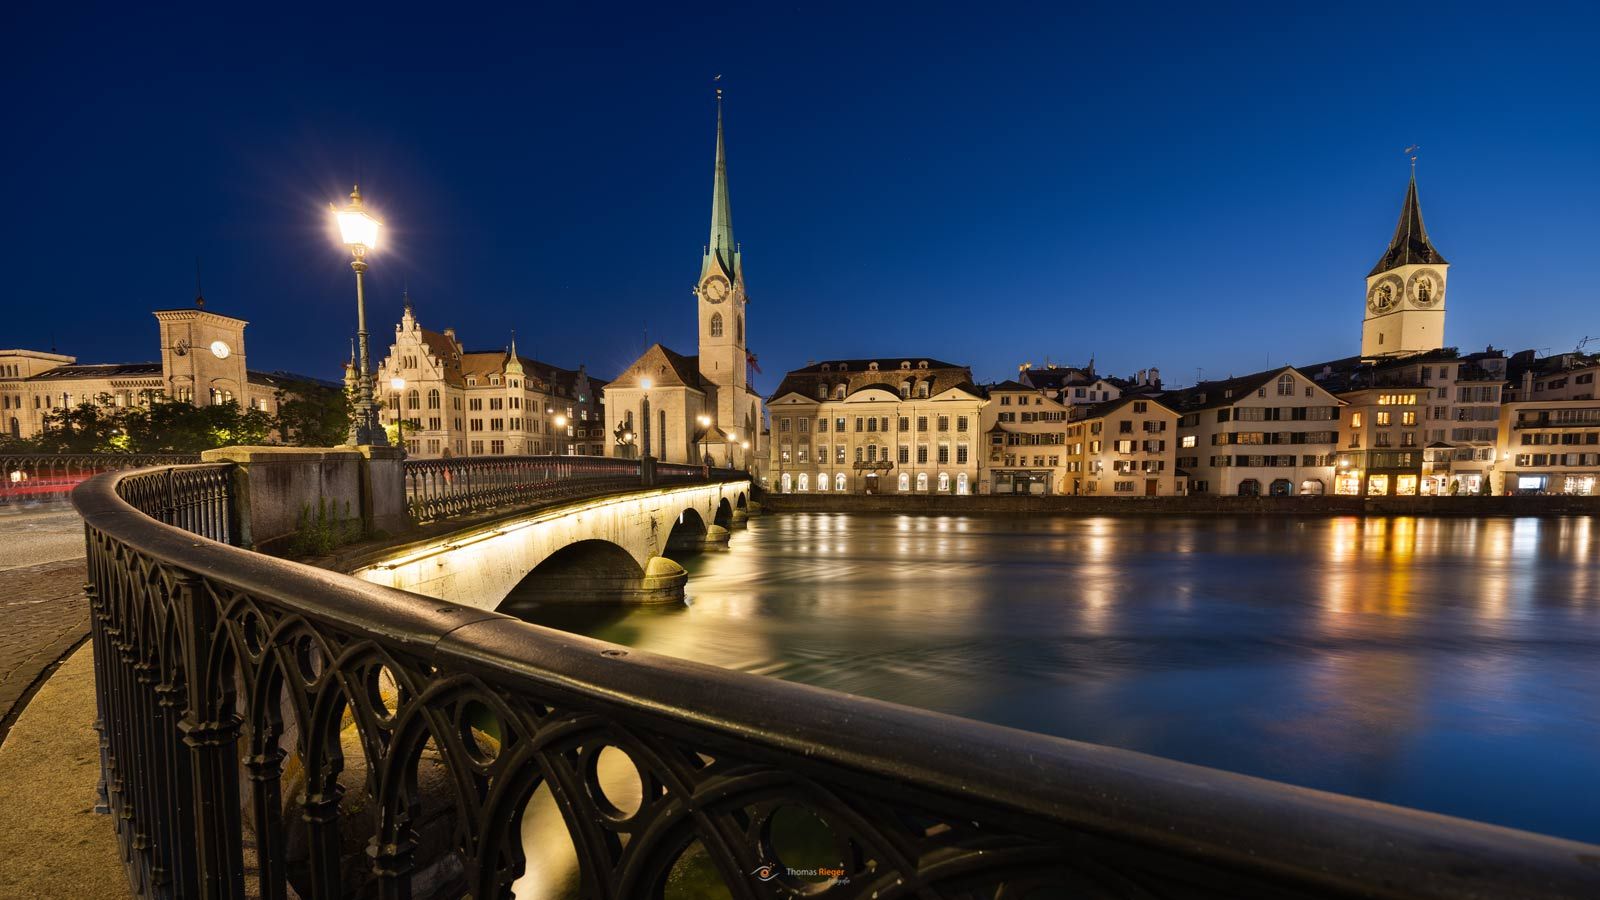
[701,276,729,304]
[1408,269,1443,308]
[1367,276,1402,314]
[210,340,231,359]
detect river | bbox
[525,513,1600,843]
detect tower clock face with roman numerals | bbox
[701,275,729,303]
[1407,269,1443,308]
[1367,275,1403,314]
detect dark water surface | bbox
[527,513,1600,843]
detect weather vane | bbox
[1405,144,1420,171]
[714,72,723,101]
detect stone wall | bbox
[758,492,1600,517]
[200,446,408,551]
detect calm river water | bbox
[527,513,1600,842]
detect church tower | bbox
[1361,171,1449,357]
[696,92,748,427]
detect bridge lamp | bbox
[331,185,387,446]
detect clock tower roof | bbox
[701,92,741,283]
[1369,172,1447,277]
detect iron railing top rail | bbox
[73,467,1600,899]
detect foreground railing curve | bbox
[75,464,1600,899]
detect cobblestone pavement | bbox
[0,505,90,739]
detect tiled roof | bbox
[27,363,162,380]
[771,357,976,401]
[1370,173,1448,277]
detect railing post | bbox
[173,570,245,900]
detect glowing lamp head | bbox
[740,440,750,450]
[389,376,405,392]
[698,415,711,426]
[624,431,634,442]
[554,415,568,427]
[639,377,653,391]
[333,185,382,251]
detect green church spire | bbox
[702,90,740,282]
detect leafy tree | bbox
[26,398,273,454]
[24,397,127,453]
[273,379,352,447]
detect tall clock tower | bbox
[696,93,748,427]
[1361,171,1449,357]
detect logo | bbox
[749,864,779,882]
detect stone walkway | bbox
[0,643,128,897]
[1,504,93,742]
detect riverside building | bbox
[370,299,607,458]
[1064,396,1181,496]
[766,358,985,494]
[1167,367,1345,497]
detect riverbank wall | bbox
[758,493,1600,517]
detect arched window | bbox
[916,472,928,492]
[938,472,950,492]
[710,312,723,337]
[1277,373,1295,396]
[1237,479,1261,497]
[817,472,828,491]
[900,380,911,398]
[781,473,792,493]
[956,472,969,495]
[428,389,441,409]
[898,472,910,492]
[1270,478,1293,496]
[797,473,809,492]
[1300,479,1325,496]
[834,384,846,400]
[835,472,847,491]
[736,315,743,342]
[407,389,420,409]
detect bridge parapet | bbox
[68,461,1600,900]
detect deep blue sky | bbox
[5,3,1598,391]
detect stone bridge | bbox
[348,480,750,614]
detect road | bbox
[0,503,90,740]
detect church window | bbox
[408,390,420,409]
[710,312,723,337]
[736,315,743,342]
[428,389,440,409]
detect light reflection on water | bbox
[525,513,1600,842]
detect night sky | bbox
[5,4,1597,392]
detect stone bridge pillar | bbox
[200,445,409,552]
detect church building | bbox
[1361,171,1449,358]
[604,95,765,473]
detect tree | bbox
[25,398,273,454]
[24,398,127,453]
[272,379,352,447]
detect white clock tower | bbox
[1361,171,1449,358]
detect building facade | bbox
[981,380,1071,494]
[1064,396,1181,496]
[1,302,291,442]
[605,96,764,474]
[767,359,985,494]
[371,300,606,458]
[1169,367,1344,497]
[1497,399,1600,495]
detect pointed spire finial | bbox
[701,81,738,283]
[402,279,413,315]
[1370,156,1447,276]
[194,257,205,308]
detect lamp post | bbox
[639,377,653,459]
[553,414,568,455]
[724,429,737,468]
[333,186,386,446]
[697,414,713,465]
[390,376,406,452]
[740,439,751,473]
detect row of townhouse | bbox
[761,349,1600,498]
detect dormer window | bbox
[868,361,879,372]
[917,382,929,398]
[821,363,831,372]
[816,384,828,400]
[467,377,477,386]
[839,364,848,372]
[834,384,846,400]
[900,361,911,370]
[918,361,929,369]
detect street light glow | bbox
[554,415,568,427]
[334,186,382,250]
[640,377,653,390]
[390,376,405,392]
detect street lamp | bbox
[639,377,653,459]
[390,376,406,451]
[740,439,750,473]
[724,429,738,468]
[333,185,386,446]
[697,414,713,465]
[553,414,568,455]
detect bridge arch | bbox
[353,481,748,609]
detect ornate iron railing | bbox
[403,455,744,521]
[114,463,238,545]
[0,451,199,505]
[403,455,646,521]
[75,465,1599,900]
